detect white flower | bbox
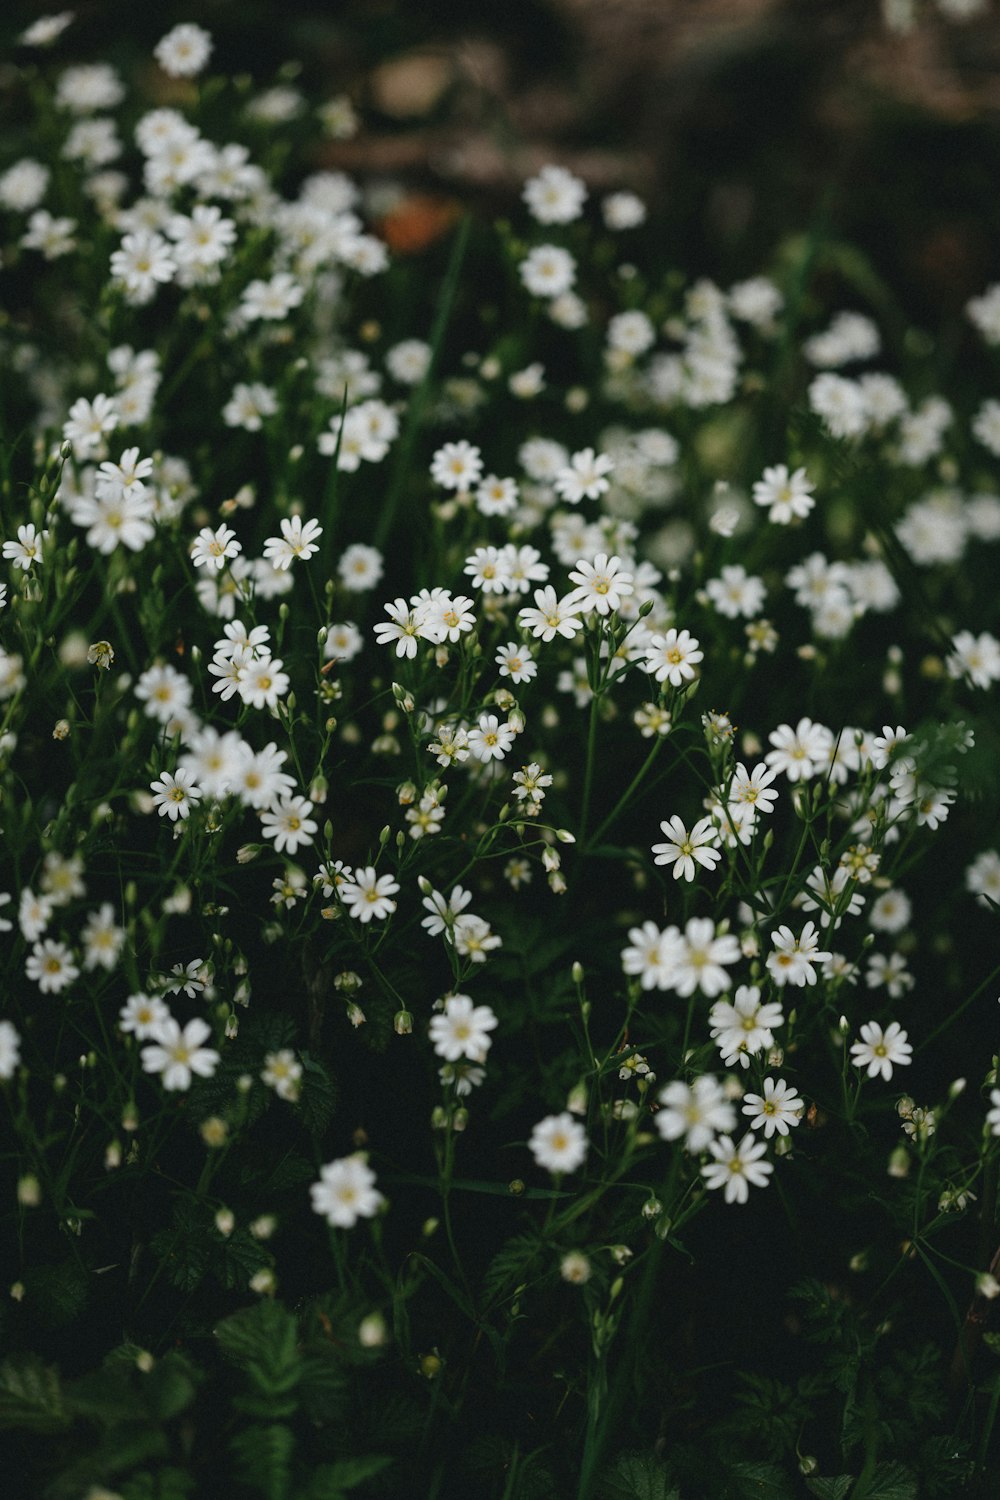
[223,382,278,431]
[340,866,399,923]
[110,230,176,304]
[742,1078,803,1138]
[260,796,317,855]
[311,1155,384,1228]
[621,920,684,991]
[643,628,703,687]
[118,993,171,1039]
[238,656,290,710]
[656,1075,736,1152]
[701,1134,773,1204]
[261,1049,303,1101]
[0,1020,21,1080]
[529,1112,588,1173]
[651,815,722,882]
[602,191,646,229]
[154,23,213,78]
[520,245,576,299]
[142,1017,220,1091]
[190,524,241,571]
[25,939,79,994]
[986,1089,1000,1137]
[263,516,323,570]
[765,718,833,782]
[554,448,614,505]
[752,464,815,524]
[495,642,536,684]
[946,630,1000,689]
[429,994,498,1063]
[565,552,634,616]
[430,440,483,491]
[709,986,784,1069]
[672,918,741,998]
[765,922,832,988]
[150,768,202,822]
[467,714,516,763]
[2,523,48,571]
[240,273,304,322]
[850,1021,912,1081]
[81,903,125,971]
[517,585,584,641]
[522,164,587,224]
[373,597,428,658]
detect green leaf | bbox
[213,1228,271,1292]
[806,1480,855,1500]
[121,1468,196,1500]
[0,1354,68,1432]
[854,1463,917,1500]
[294,1057,338,1136]
[142,1352,201,1422]
[22,1261,89,1328]
[600,1451,679,1500]
[230,1422,295,1500]
[305,1456,393,1497]
[216,1299,300,1414]
[726,1459,797,1499]
[481,1232,543,1308]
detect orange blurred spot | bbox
[377,194,461,255]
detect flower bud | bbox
[887,1146,910,1179]
[394,1009,414,1036]
[359,1312,387,1348]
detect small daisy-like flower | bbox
[656,1075,735,1152]
[651,814,722,882]
[701,1134,773,1204]
[429,994,499,1063]
[190,524,241,571]
[25,939,79,994]
[522,163,587,224]
[519,244,577,299]
[154,22,213,78]
[2,523,48,571]
[373,597,428,658]
[238,656,290,710]
[850,1020,912,1081]
[553,448,614,505]
[565,552,634,617]
[621,920,684,991]
[118,992,171,1039]
[0,1019,21,1080]
[741,1077,804,1138]
[495,642,537,684]
[765,921,832,988]
[517,585,584,641]
[262,516,323,570]
[310,1155,384,1227]
[752,464,815,524]
[986,1089,1000,1137]
[467,713,517,763]
[340,866,400,924]
[260,796,317,855]
[141,1017,220,1091]
[261,1049,303,1101]
[642,628,703,687]
[150,768,202,822]
[430,440,483,492]
[529,1112,588,1174]
[727,761,779,816]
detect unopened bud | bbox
[394,1009,413,1035]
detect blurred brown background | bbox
[8,0,1000,327]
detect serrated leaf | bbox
[294,1059,338,1136]
[481,1232,543,1308]
[727,1459,796,1499]
[0,1354,68,1432]
[121,1468,196,1500]
[600,1451,679,1500]
[231,1422,295,1500]
[213,1228,271,1292]
[22,1261,89,1328]
[216,1299,300,1411]
[142,1352,201,1421]
[306,1455,393,1496]
[854,1462,917,1500]
[806,1479,855,1500]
